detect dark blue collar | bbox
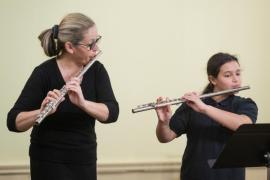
[204,95,235,107]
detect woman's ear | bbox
[208,75,216,86]
[64,42,75,54]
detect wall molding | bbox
[98,161,180,174]
[0,161,180,175]
[0,161,266,180]
[0,164,29,175]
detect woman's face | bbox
[211,60,242,92]
[74,25,101,65]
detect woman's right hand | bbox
[40,89,65,115]
[155,97,172,124]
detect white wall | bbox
[0,0,269,169]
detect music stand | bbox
[208,123,270,180]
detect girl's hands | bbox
[155,97,172,124]
[182,92,208,113]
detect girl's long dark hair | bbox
[202,52,239,94]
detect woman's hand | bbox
[155,97,172,124]
[40,89,64,115]
[65,77,85,108]
[182,92,208,113]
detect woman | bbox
[7,13,119,180]
[155,52,258,180]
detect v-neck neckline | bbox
[54,58,66,85]
[54,58,85,85]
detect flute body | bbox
[132,86,250,113]
[35,51,102,125]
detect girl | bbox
[155,52,258,180]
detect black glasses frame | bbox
[77,35,102,50]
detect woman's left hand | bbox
[66,77,85,108]
[182,92,208,113]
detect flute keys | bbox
[137,102,155,108]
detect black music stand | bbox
[208,123,270,180]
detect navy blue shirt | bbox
[169,95,258,180]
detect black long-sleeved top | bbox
[169,95,258,180]
[7,58,119,164]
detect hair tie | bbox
[52,25,59,39]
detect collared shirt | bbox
[169,95,258,180]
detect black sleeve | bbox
[235,97,258,123]
[95,64,119,123]
[7,67,46,132]
[169,103,190,137]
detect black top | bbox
[7,58,119,164]
[169,95,258,180]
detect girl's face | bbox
[211,60,242,92]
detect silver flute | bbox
[35,51,102,125]
[132,86,250,113]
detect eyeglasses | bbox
[77,36,102,50]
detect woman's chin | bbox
[83,58,91,65]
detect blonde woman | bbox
[7,13,119,180]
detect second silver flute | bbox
[132,86,250,113]
[35,51,102,125]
